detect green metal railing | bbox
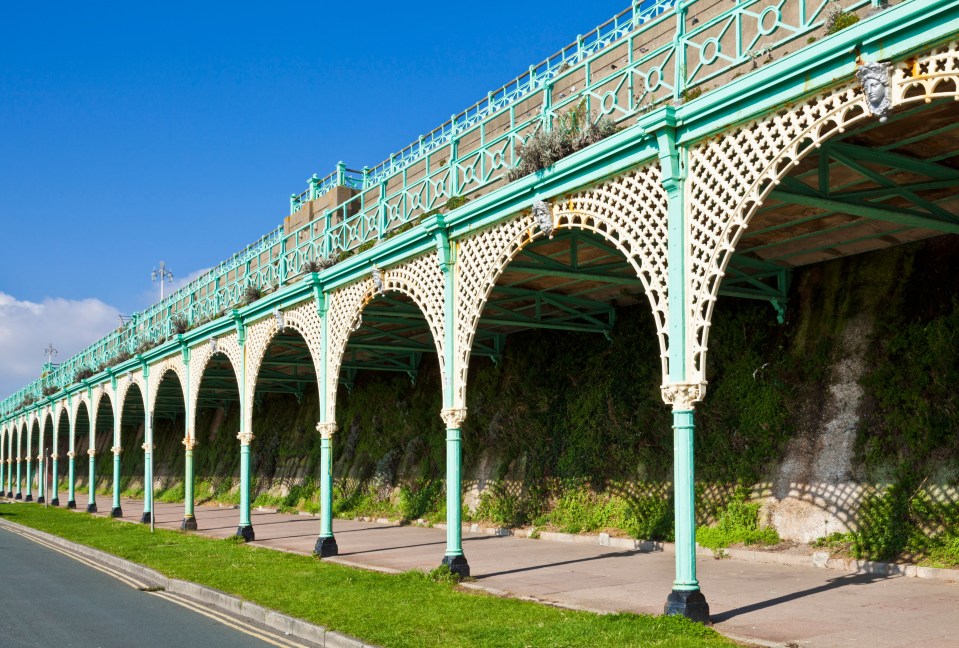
[0,0,873,417]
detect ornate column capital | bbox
[315,422,338,439]
[67,451,76,459]
[440,408,468,429]
[236,431,255,446]
[141,443,153,452]
[111,446,123,456]
[87,449,96,457]
[50,453,58,460]
[660,382,707,411]
[182,437,197,451]
[37,454,43,461]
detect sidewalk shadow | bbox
[711,572,890,623]
[476,547,645,579]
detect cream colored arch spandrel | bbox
[685,40,959,385]
[188,332,243,436]
[243,300,324,430]
[452,162,670,409]
[323,252,446,422]
[147,355,188,419]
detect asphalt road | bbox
[0,525,277,648]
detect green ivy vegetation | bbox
[696,489,780,550]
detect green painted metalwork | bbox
[67,412,76,506]
[672,409,699,591]
[87,447,96,511]
[444,424,465,560]
[184,444,195,521]
[238,442,252,527]
[24,432,33,501]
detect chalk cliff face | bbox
[71,236,959,545]
[767,313,871,542]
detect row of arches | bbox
[2,40,957,624]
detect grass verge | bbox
[0,502,737,648]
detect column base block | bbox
[314,535,338,557]
[24,495,32,502]
[14,494,22,500]
[441,554,471,578]
[235,525,255,542]
[140,512,152,524]
[86,503,97,513]
[664,589,711,624]
[50,498,60,507]
[6,492,12,498]
[36,496,44,504]
[67,500,76,509]
[111,507,123,518]
[181,516,198,531]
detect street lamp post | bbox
[152,261,174,301]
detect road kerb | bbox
[0,516,375,648]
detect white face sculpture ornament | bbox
[856,62,891,123]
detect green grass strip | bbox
[0,503,738,648]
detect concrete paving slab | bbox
[83,496,959,648]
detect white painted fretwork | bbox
[453,162,670,408]
[324,252,446,421]
[686,42,959,386]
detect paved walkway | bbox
[81,497,957,648]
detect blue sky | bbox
[0,1,624,396]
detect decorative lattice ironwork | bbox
[244,300,325,431]
[146,356,188,419]
[454,163,669,407]
[325,252,447,421]
[686,40,959,383]
[188,332,242,434]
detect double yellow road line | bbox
[4,525,310,648]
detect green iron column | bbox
[36,448,44,504]
[236,431,254,540]
[111,407,122,517]
[15,431,22,499]
[662,389,708,622]
[314,423,337,556]
[436,221,469,577]
[440,408,468,577]
[141,438,153,523]
[658,120,709,623]
[86,445,97,513]
[111,445,123,517]
[67,451,76,507]
[51,449,60,506]
[181,436,197,530]
[313,287,338,558]
[235,313,254,541]
[181,349,197,531]
[141,365,153,524]
[66,413,77,508]
[24,429,33,502]
[6,430,12,497]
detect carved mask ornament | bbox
[856,61,891,122]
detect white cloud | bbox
[0,292,120,399]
